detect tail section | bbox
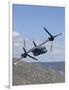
[33,41,37,47]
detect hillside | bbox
[33,62,65,72]
[12,58,65,86]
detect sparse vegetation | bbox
[12,58,65,86]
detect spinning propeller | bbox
[22,47,38,60]
[14,40,38,65]
[43,27,62,51]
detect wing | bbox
[26,39,49,53]
[37,39,49,47]
[14,57,22,65]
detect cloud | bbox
[12,31,34,58]
[12,31,23,47]
[13,31,20,37]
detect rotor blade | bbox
[27,54,38,60]
[50,41,53,51]
[23,47,38,60]
[43,27,53,37]
[24,40,26,49]
[54,33,62,38]
[23,47,26,53]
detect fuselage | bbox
[31,46,47,56]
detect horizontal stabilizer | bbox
[33,41,37,47]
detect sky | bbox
[12,4,65,62]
